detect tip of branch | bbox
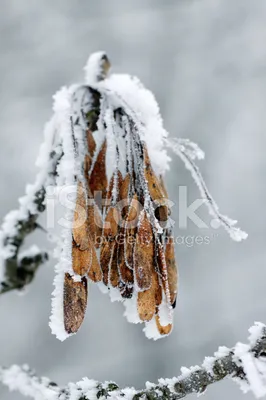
[84,51,111,84]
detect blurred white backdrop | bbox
[1,1,266,399]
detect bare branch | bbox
[1,323,266,399]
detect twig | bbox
[1,323,266,399]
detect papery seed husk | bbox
[155,315,172,336]
[72,240,92,276]
[87,239,102,283]
[134,210,154,290]
[137,271,158,321]
[89,139,108,198]
[87,130,96,157]
[165,236,178,307]
[63,273,88,334]
[100,239,115,286]
[72,181,89,251]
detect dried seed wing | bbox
[165,236,178,307]
[103,206,119,238]
[119,173,130,218]
[89,139,108,198]
[157,241,171,306]
[127,194,140,227]
[155,315,172,336]
[134,210,154,290]
[137,272,158,321]
[124,227,135,270]
[87,238,102,283]
[72,181,89,251]
[72,239,92,276]
[154,273,163,308]
[124,194,139,269]
[109,242,120,288]
[87,130,96,157]
[117,228,134,285]
[84,154,92,182]
[63,273,88,334]
[87,201,102,248]
[100,239,115,286]
[143,145,165,203]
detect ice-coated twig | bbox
[1,323,266,399]
[165,137,248,242]
[0,115,61,295]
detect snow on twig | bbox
[1,323,266,400]
[165,137,248,241]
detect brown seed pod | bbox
[72,181,89,251]
[89,139,108,198]
[87,240,102,283]
[87,130,96,157]
[72,240,91,276]
[134,210,154,290]
[87,201,102,249]
[117,227,134,285]
[84,154,92,182]
[137,271,159,321]
[155,315,172,336]
[165,236,178,307]
[157,241,173,306]
[119,173,131,218]
[63,273,88,334]
[143,145,166,203]
[100,238,115,286]
[109,242,120,288]
[103,206,120,238]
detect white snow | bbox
[84,51,109,85]
[165,137,248,241]
[95,73,171,177]
[234,342,266,398]
[18,245,42,263]
[249,322,266,346]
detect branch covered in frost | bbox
[0,116,61,294]
[165,138,248,242]
[1,323,266,399]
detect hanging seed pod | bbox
[87,239,102,282]
[117,225,134,285]
[100,206,119,286]
[63,273,88,334]
[124,194,140,269]
[72,181,89,251]
[137,271,159,321]
[109,242,120,288]
[72,240,92,276]
[143,145,166,203]
[134,210,154,291]
[157,241,172,306]
[100,239,115,286]
[119,173,131,218]
[165,235,178,307]
[89,139,108,198]
[155,315,172,336]
[87,130,96,157]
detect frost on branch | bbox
[0,52,247,343]
[1,322,266,400]
[0,110,61,294]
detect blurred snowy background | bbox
[1,0,266,399]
